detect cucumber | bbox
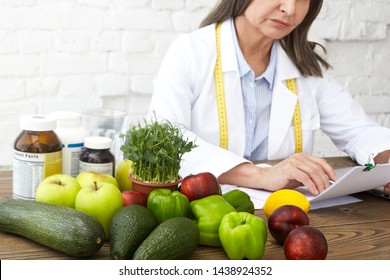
[132,217,199,260]
[0,199,105,257]
[110,204,157,260]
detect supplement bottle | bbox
[79,136,115,176]
[13,115,62,200]
[50,111,88,177]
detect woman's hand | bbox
[261,153,337,195]
[218,153,337,195]
[374,150,390,193]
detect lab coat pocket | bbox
[301,114,320,131]
[288,114,320,154]
[302,114,320,153]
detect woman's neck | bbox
[234,16,274,77]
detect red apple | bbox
[121,190,148,207]
[179,172,221,201]
[284,225,328,260]
[268,205,309,245]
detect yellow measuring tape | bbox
[286,79,303,153]
[214,22,229,149]
[214,22,302,153]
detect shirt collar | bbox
[231,19,276,90]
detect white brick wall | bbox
[310,0,390,157]
[0,0,389,169]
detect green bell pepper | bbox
[190,195,236,247]
[147,189,190,224]
[223,189,255,214]
[219,212,267,260]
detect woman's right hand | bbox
[218,153,337,195]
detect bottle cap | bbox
[84,136,112,150]
[49,111,82,127]
[20,115,57,132]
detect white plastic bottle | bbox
[50,111,89,177]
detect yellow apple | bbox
[76,171,119,189]
[115,159,133,192]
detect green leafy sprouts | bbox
[120,117,197,184]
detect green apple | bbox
[75,181,123,240]
[76,171,119,189]
[35,174,81,208]
[115,159,133,191]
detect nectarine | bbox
[268,204,309,245]
[284,225,328,260]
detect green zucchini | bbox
[0,199,105,258]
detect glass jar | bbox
[79,136,115,176]
[13,115,62,200]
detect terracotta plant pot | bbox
[129,176,182,195]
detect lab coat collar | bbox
[220,19,240,73]
[275,41,301,81]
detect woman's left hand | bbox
[374,150,390,193]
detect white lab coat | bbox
[149,18,390,178]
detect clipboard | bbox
[297,163,390,202]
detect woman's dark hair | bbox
[200,0,331,77]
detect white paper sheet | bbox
[304,163,390,202]
[221,163,390,210]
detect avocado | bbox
[110,204,157,260]
[132,217,199,260]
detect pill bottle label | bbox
[79,161,114,177]
[13,150,62,200]
[62,142,84,177]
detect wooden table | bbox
[1,157,390,260]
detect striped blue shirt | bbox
[231,20,276,161]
